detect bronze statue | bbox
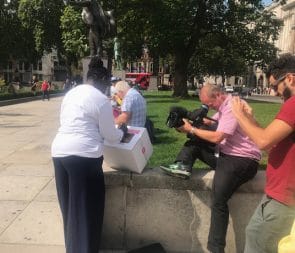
[114,37,122,70]
[65,0,115,57]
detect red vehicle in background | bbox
[125,72,152,90]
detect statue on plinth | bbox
[65,0,116,57]
[114,37,122,70]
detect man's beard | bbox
[282,83,292,101]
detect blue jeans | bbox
[53,156,105,253]
[244,195,295,253]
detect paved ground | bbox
[0,96,121,253]
[0,93,280,253]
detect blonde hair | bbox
[115,80,130,93]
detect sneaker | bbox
[160,162,191,179]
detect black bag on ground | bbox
[145,117,156,144]
[127,243,166,253]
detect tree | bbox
[60,5,88,73]
[0,0,37,67]
[115,0,282,97]
[18,0,64,54]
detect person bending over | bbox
[51,56,125,253]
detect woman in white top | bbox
[51,56,124,253]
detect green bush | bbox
[0,87,64,101]
[0,78,5,87]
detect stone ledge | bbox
[103,167,266,193]
[101,167,265,253]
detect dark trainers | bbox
[160,162,191,179]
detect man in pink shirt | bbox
[161,83,261,253]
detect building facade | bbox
[1,50,67,86]
[255,0,295,89]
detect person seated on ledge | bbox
[114,80,146,127]
[161,83,261,253]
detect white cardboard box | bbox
[103,126,153,173]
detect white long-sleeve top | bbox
[51,84,123,158]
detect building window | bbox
[150,63,153,73]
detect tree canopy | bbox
[115,0,282,96]
[18,0,64,54]
[0,0,283,96]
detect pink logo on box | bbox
[129,129,141,134]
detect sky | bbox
[263,0,273,6]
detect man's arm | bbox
[178,119,227,144]
[115,111,131,125]
[231,97,293,150]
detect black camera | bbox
[166,104,218,142]
[166,104,209,129]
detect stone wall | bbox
[101,168,265,253]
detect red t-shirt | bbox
[41,81,49,91]
[265,96,295,206]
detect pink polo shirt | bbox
[212,95,261,160]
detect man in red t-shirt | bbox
[231,53,295,253]
[41,80,50,101]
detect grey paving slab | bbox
[0,245,125,253]
[0,244,65,253]
[0,150,18,161]
[0,164,54,177]
[0,97,130,251]
[0,201,64,245]
[0,163,9,171]
[0,200,28,234]
[19,142,52,152]
[0,175,51,201]
[3,150,52,165]
[35,178,58,202]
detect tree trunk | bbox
[152,55,159,76]
[172,50,190,97]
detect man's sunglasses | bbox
[271,73,295,92]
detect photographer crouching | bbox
[160,83,261,253]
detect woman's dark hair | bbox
[87,56,110,83]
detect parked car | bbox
[225,85,234,93]
[234,86,252,97]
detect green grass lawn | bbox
[144,90,281,170]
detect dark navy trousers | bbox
[53,156,105,253]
